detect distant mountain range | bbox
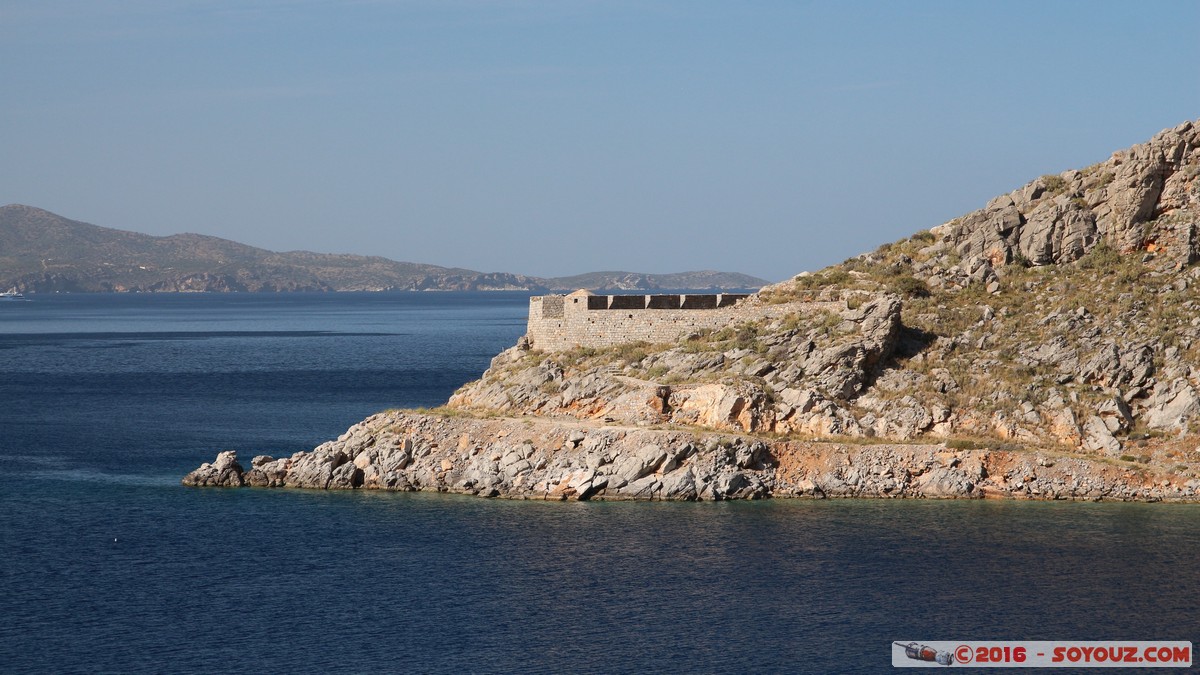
[0,205,767,293]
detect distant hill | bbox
[0,205,767,293]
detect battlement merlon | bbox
[524,289,821,352]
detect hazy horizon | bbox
[3,1,1198,281]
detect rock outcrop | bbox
[182,451,246,487]
[937,120,1199,269]
[746,118,1200,456]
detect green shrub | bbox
[1078,241,1121,270]
[612,341,650,364]
[890,275,930,298]
[1041,174,1068,194]
[780,313,804,332]
[795,268,852,290]
[733,326,761,351]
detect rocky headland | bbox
[187,118,1200,501]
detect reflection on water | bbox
[30,468,181,487]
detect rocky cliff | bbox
[187,118,1200,501]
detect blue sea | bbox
[1,293,1197,673]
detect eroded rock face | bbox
[938,120,1200,269]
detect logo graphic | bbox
[895,642,954,666]
[893,641,1191,668]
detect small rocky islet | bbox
[187,118,1200,502]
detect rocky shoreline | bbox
[183,410,1200,502]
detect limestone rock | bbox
[915,467,976,498]
[609,445,668,483]
[940,120,1199,267]
[1082,416,1122,455]
[181,450,245,487]
[660,467,698,500]
[1142,381,1200,431]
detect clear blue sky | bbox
[3,1,1198,281]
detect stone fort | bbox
[525,289,808,351]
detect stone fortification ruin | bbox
[526,289,787,351]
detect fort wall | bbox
[525,291,832,351]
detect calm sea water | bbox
[1,293,1197,673]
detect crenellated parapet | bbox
[525,289,822,351]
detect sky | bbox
[2,1,1198,282]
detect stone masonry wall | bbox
[526,293,836,351]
